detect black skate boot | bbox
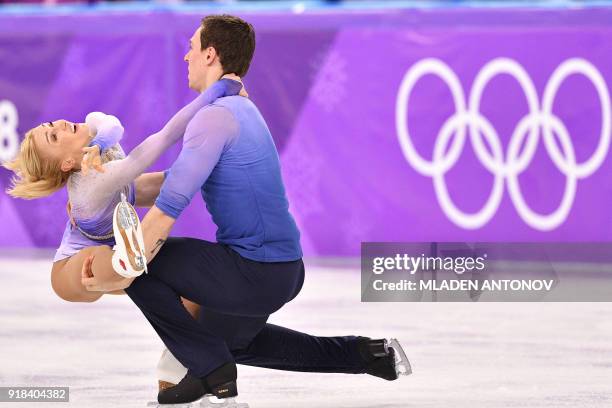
[155,362,248,407]
[156,372,206,405]
[357,337,412,381]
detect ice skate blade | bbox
[147,401,197,407]
[117,203,138,229]
[146,397,248,408]
[201,396,249,408]
[134,254,146,269]
[389,338,412,376]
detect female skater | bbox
[4,76,244,303]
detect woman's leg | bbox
[51,245,113,303]
[157,298,200,389]
[182,298,201,319]
[88,245,136,289]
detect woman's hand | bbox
[81,255,133,292]
[221,73,248,97]
[81,145,105,176]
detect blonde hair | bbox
[3,128,69,199]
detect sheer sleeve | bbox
[155,105,239,219]
[79,79,242,206]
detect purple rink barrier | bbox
[1,4,612,257]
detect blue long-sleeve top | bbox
[155,96,302,262]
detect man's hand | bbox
[81,145,105,176]
[81,255,133,292]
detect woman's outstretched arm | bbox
[80,78,243,206]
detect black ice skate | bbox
[358,337,412,380]
[148,362,249,408]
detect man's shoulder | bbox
[188,96,248,120]
[190,99,239,122]
[187,97,263,136]
[211,95,255,110]
[183,98,243,141]
[213,96,263,124]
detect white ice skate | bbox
[147,402,196,408]
[389,338,412,377]
[112,193,147,278]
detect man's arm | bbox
[141,205,176,262]
[141,105,238,264]
[134,171,166,207]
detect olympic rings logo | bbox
[395,58,611,231]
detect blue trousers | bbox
[124,237,366,378]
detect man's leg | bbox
[234,324,366,374]
[125,237,304,405]
[144,237,304,316]
[231,324,410,381]
[198,308,366,374]
[139,237,367,376]
[126,236,301,382]
[130,237,400,391]
[124,272,233,378]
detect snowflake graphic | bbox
[342,209,372,248]
[281,144,325,218]
[61,43,88,89]
[309,51,348,113]
[136,73,166,123]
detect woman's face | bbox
[31,119,92,172]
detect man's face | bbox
[184,27,208,92]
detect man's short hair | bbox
[200,14,256,77]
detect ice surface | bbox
[1,253,611,408]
